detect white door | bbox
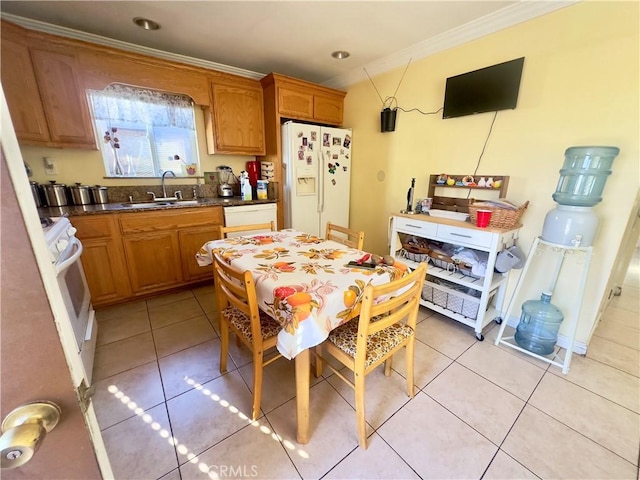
[282,122,321,235]
[0,88,113,477]
[319,126,352,237]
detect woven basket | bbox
[402,249,430,262]
[429,251,458,272]
[468,200,529,229]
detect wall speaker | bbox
[380,108,397,132]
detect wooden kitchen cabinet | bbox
[71,206,222,307]
[72,215,132,306]
[179,226,221,282]
[264,73,346,126]
[0,35,50,143]
[119,206,223,298]
[259,73,347,229]
[122,230,184,295]
[0,21,96,149]
[205,81,265,155]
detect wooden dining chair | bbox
[218,221,276,238]
[325,222,365,250]
[315,262,427,449]
[212,251,282,420]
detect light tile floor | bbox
[92,250,640,479]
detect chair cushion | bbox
[327,320,414,368]
[222,307,282,341]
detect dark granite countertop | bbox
[38,197,276,217]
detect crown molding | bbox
[323,0,578,90]
[1,13,265,81]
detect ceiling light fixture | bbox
[331,51,350,60]
[133,17,161,31]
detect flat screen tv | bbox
[442,57,524,119]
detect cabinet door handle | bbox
[449,232,472,239]
[406,224,423,229]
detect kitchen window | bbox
[87,85,199,177]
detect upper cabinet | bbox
[263,73,346,126]
[1,20,266,156]
[1,22,96,149]
[205,80,265,155]
[258,73,346,229]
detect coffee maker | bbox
[216,165,235,197]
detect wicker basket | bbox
[468,200,529,229]
[422,279,496,320]
[400,240,431,262]
[402,249,430,263]
[429,251,458,272]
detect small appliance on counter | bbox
[216,165,235,197]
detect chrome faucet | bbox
[161,170,176,198]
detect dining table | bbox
[196,229,409,444]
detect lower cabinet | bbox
[179,226,220,282]
[72,206,222,307]
[122,230,183,295]
[71,215,131,306]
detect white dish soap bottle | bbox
[240,171,252,200]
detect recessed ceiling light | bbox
[133,17,160,31]
[331,51,350,60]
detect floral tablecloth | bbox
[196,229,407,359]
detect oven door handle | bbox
[55,237,83,275]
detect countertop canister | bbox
[69,183,92,205]
[90,185,109,204]
[42,181,70,207]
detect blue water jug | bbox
[552,146,619,206]
[514,292,564,355]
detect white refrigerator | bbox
[281,121,352,237]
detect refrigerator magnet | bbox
[323,133,330,146]
[297,131,303,137]
[332,154,339,160]
[332,179,336,186]
[333,137,341,146]
[344,135,351,148]
[302,137,307,146]
[343,166,348,172]
[311,132,317,141]
[306,156,312,165]
[298,150,304,160]
[308,143,313,151]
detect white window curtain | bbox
[87,85,198,177]
[89,84,194,128]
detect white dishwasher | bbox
[223,203,278,237]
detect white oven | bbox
[43,217,97,384]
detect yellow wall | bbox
[343,1,639,345]
[21,105,253,187]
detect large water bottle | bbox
[552,146,619,206]
[514,292,564,355]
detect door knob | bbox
[0,401,61,469]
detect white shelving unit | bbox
[493,237,593,374]
[389,213,521,340]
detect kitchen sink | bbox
[121,200,200,208]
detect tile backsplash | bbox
[108,184,218,202]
